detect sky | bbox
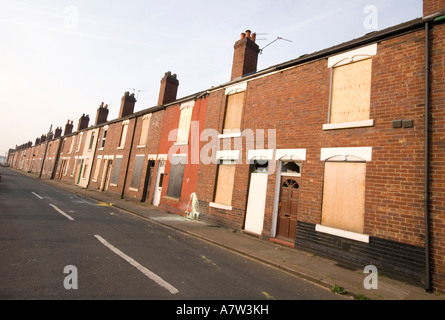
[0,0,423,158]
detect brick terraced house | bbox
[8,0,445,293]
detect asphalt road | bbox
[0,167,346,302]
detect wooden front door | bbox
[277,177,300,240]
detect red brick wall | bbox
[197,30,429,249]
[123,110,165,202]
[424,0,445,16]
[158,97,209,214]
[88,118,135,196]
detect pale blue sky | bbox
[0,0,423,157]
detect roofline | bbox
[207,16,433,93]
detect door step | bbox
[270,237,294,248]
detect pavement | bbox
[16,170,445,300]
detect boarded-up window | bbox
[177,105,193,143]
[93,158,102,181]
[223,92,244,134]
[130,155,145,190]
[214,161,236,206]
[76,133,83,151]
[166,155,186,198]
[138,115,151,146]
[82,158,89,179]
[119,123,129,148]
[110,157,122,186]
[321,162,366,234]
[330,58,372,123]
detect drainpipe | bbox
[424,21,431,293]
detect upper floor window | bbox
[88,131,95,150]
[176,101,194,144]
[138,114,152,147]
[100,126,108,149]
[118,121,129,149]
[324,43,377,130]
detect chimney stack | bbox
[157,71,179,106]
[77,114,90,131]
[64,120,74,136]
[231,29,260,81]
[95,102,109,125]
[423,0,445,17]
[54,127,63,138]
[119,91,137,118]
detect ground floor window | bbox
[214,160,236,206]
[321,161,366,234]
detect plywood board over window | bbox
[177,105,193,144]
[223,92,244,134]
[138,115,151,147]
[322,162,366,234]
[330,58,372,124]
[130,155,145,190]
[166,155,187,199]
[214,163,236,206]
[110,157,122,186]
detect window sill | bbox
[137,145,146,149]
[323,119,374,131]
[315,224,369,243]
[163,196,180,201]
[117,146,124,150]
[174,141,188,146]
[209,202,232,211]
[218,132,242,139]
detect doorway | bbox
[244,160,269,235]
[275,161,302,241]
[152,160,165,206]
[276,177,300,239]
[141,160,155,203]
[100,159,113,191]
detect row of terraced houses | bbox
[8,0,445,294]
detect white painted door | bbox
[153,161,165,206]
[244,173,268,235]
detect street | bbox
[0,166,346,301]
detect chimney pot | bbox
[95,102,110,125]
[119,91,137,118]
[231,29,260,81]
[157,71,179,106]
[241,33,246,39]
[64,120,74,136]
